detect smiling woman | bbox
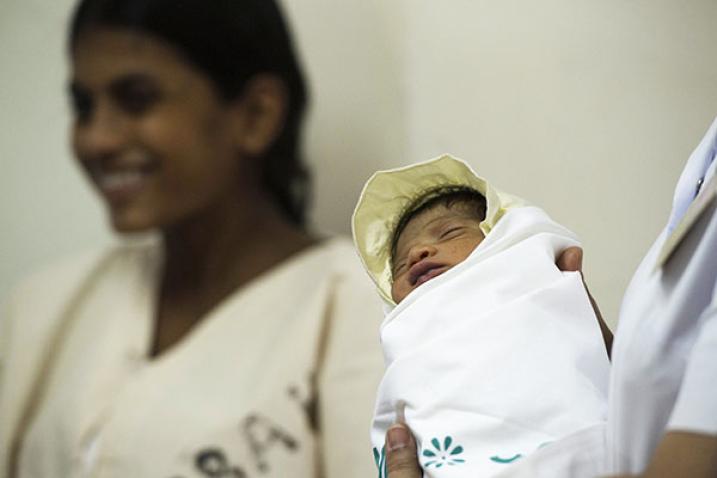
[70,28,250,233]
[0,1,383,477]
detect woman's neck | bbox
[160,195,315,301]
[149,194,316,357]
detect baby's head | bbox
[352,154,524,306]
[390,188,487,303]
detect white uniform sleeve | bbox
[317,258,385,478]
[667,280,717,435]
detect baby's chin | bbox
[391,288,406,304]
[391,284,410,304]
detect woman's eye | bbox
[112,77,161,116]
[117,86,159,115]
[69,87,93,123]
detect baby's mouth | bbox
[409,262,450,288]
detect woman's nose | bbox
[73,103,127,162]
[407,244,437,267]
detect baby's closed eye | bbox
[393,260,408,276]
[439,226,465,240]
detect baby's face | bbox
[391,204,485,303]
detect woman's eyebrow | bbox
[108,72,158,94]
[67,72,160,99]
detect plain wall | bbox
[2,0,717,327]
[398,0,717,325]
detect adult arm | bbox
[608,284,717,478]
[610,432,717,478]
[557,247,613,357]
[383,420,717,478]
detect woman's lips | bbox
[409,261,450,288]
[87,157,158,205]
[94,169,149,204]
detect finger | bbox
[386,423,422,478]
[556,246,583,273]
[588,290,614,358]
[557,247,613,357]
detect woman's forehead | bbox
[71,28,192,85]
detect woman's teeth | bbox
[98,170,144,189]
[95,169,149,201]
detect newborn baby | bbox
[390,188,488,304]
[352,154,610,477]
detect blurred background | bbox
[2,0,717,327]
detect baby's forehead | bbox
[404,203,457,229]
[396,203,477,244]
[409,201,477,227]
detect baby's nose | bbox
[408,244,437,267]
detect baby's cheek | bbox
[391,277,409,303]
[390,281,401,302]
[456,236,483,259]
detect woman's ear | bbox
[231,74,288,156]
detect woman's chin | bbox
[108,209,158,233]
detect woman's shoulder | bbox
[1,247,110,378]
[307,236,383,313]
[9,248,106,305]
[310,235,361,269]
[304,236,375,285]
[6,237,159,316]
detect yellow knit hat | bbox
[351,154,526,304]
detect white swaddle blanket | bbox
[370,206,610,478]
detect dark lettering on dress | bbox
[242,414,299,473]
[195,448,247,477]
[169,411,301,477]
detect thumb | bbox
[385,423,422,478]
[556,246,583,273]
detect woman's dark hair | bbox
[69,0,310,226]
